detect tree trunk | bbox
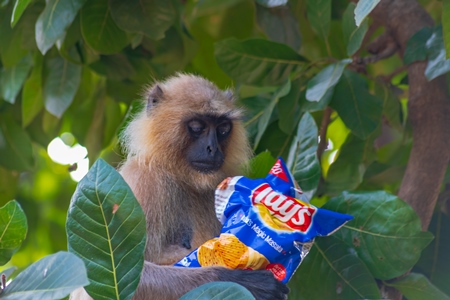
[369,1,450,298]
[370,0,450,235]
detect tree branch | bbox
[369,1,450,298]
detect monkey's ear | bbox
[147,85,164,113]
[224,89,235,102]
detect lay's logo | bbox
[251,183,315,232]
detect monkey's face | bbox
[184,114,232,174]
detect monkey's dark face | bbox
[185,114,232,174]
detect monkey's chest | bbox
[158,216,220,265]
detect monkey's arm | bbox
[134,261,288,300]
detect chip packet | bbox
[175,158,353,283]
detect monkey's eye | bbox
[217,122,231,136]
[188,120,205,135]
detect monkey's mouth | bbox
[190,161,222,174]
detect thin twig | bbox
[316,107,333,159]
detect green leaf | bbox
[215,38,305,86]
[277,78,302,134]
[414,212,450,296]
[255,0,287,8]
[66,159,146,300]
[287,113,320,196]
[254,122,292,159]
[0,167,19,204]
[307,0,331,40]
[329,70,383,139]
[443,0,450,60]
[89,54,135,81]
[403,27,433,65]
[354,0,380,27]
[109,0,175,40]
[191,0,243,17]
[245,151,276,179]
[22,53,44,127]
[43,55,81,118]
[342,3,368,56]
[374,81,403,131]
[81,0,129,54]
[289,236,381,300]
[253,80,291,150]
[0,266,17,279]
[0,54,33,104]
[0,6,28,67]
[255,4,301,51]
[1,251,89,300]
[11,0,32,27]
[0,200,27,266]
[324,134,373,195]
[35,0,87,54]
[0,114,34,171]
[385,273,450,300]
[180,281,255,300]
[324,191,434,279]
[425,26,450,81]
[305,59,351,102]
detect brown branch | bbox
[317,107,333,159]
[369,1,450,299]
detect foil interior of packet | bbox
[175,158,353,283]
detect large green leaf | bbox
[1,251,89,300]
[0,54,33,104]
[329,70,383,139]
[287,112,320,196]
[305,59,351,103]
[0,200,27,266]
[255,4,301,51]
[324,134,373,195]
[35,0,87,54]
[215,38,305,86]
[180,282,255,300]
[109,0,175,40]
[306,0,331,41]
[424,26,450,81]
[11,0,32,27]
[81,0,129,54]
[0,114,34,171]
[403,27,433,65]
[324,191,434,280]
[43,55,81,118]
[66,159,146,300]
[22,53,44,127]
[289,236,381,300]
[385,273,450,300]
[253,80,291,150]
[354,0,381,26]
[342,3,368,56]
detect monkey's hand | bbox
[216,268,289,300]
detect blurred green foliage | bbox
[0,0,449,298]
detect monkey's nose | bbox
[207,145,216,154]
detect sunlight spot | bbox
[47,135,89,182]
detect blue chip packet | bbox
[175,158,353,283]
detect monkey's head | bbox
[122,74,252,190]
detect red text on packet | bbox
[251,183,316,232]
